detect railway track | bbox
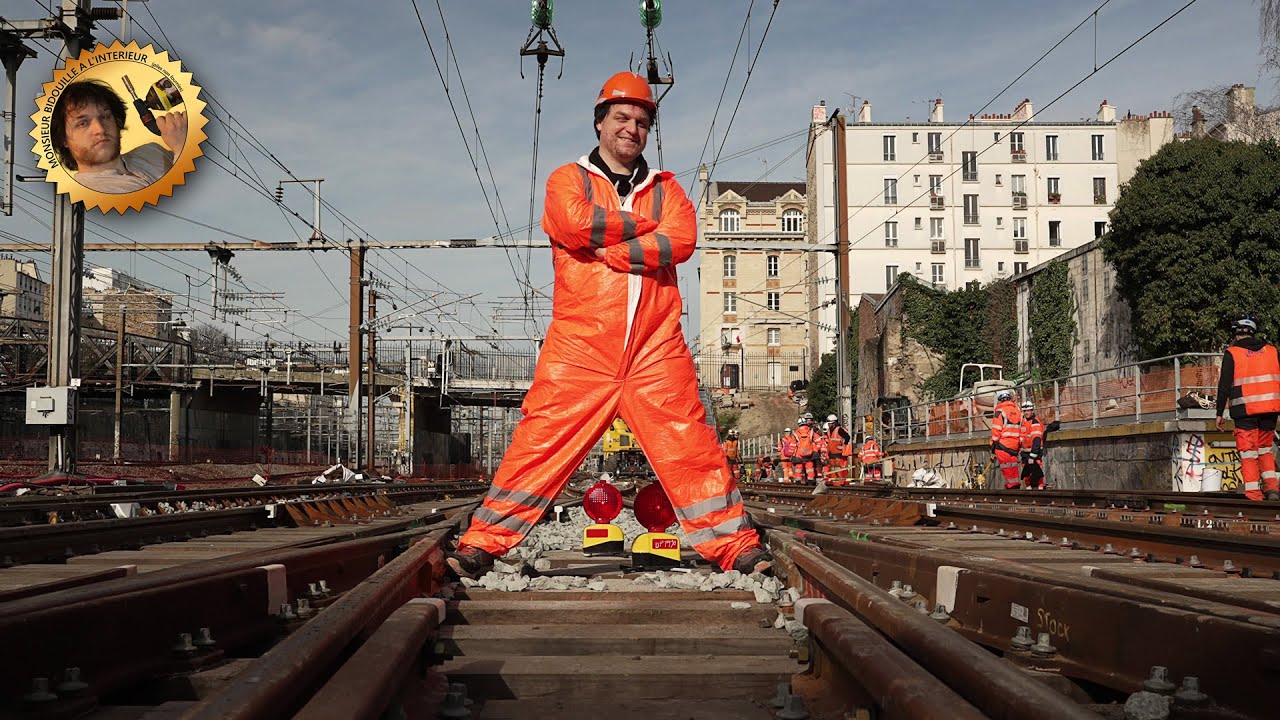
[2,482,1277,718]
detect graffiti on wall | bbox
[1174,432,1241,492]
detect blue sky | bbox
[1,0,1273,347]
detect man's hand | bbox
[594,248,607,260]
[156,111,187,153]
[1215,416,1224,431]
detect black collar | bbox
[589,148,648,200]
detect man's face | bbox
[596,101,650,166]
[63,100,121,170]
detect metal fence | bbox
[882,352,1221,444]
[693,351,810,391]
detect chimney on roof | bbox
[812,100,827,125]
[929,98,944,123]
[857,100,871,124]
[1097,99,1116,122]
[1226,84,1255,126]
[1013,98,1034,122]
[1191,106,1206,138]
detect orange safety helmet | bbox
[596,71,657,114]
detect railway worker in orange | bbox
[858,434,885,482]
[755,453,774,481]
[1019,401,1046,490]
[824,414,852,484]
[1215,315,1280,501]
[792,413,820,483]
[723,429,742,481]
[778,427,797,483]
[991,389,1025,490]
[447,72,772,579]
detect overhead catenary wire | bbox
[689,0,1200,351]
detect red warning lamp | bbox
[632,482,676,532]
[583,479,623,523]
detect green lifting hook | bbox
[531,0,553,30]
[639,0,662,30]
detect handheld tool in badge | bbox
[121,75,160,136]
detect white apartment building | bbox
[696,170,817,389]
[808,97,1173,356]
[0,256,47,321]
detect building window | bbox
[963,194,979,225]
[964,238,980,269]
[722,326,741,346]
[995,173,1002,186]
[998,261,1005,272]
[962,151,978,182]
[781,209,804,233]
[913,174,921,187]
[1048,220,1062,247]
[994,131,1002,143]
[1045,134,1059,161]
[883,135,896,161]
[1013,218,1028,253]
[1047,177,1060,204]
[719,209,741,232]
[929,175,942,196]
[1091,134,1105,161]
[914,217,923,230]
[883,178,897,205]
[767,328,781,346]
[912,132,919,143]
[1094,221,1107,240]
[884,221,898,248]
[1010,131,1025,157]
[1011,174,1026,195]
[1093,177,1107,204]
[723,292,737,314]
[723,254,736,278]
[886,265,899,291]
[1014,261,1028,274]
[767,292,781,311]
[766,254,780,278]
[927,132,942,155]
[930,218,945,253]
[931,263,945,287]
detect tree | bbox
[189,322,239,364]
[1103,139,1280,358]
[806,312,858,422]
[1263,0,1280,80]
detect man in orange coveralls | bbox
[447,72,772,579]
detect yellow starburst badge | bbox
[29,40,207,214]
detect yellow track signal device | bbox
[581,476,625,556]
[631,482,681,568]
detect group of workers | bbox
[989,389,1048,490]
[722,413,887,485]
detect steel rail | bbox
[768,528,1102,720]
[179,520,462,720]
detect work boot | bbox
[446,545,495,580]
[1264,490,1280,502]
[732,546,773,576]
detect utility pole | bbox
[113,306,125,462]
[833,113,854,429]
[366,288,377,474]
[348,244,365,468]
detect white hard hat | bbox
[827,414,837,422]
[1020,401,1035,411]
[784,427,792,433]
[996,389,1014,402]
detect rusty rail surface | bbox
[180,522,459,720]
[764,522,1280,720]
[769,528,1102,720]
[0,508,467,714]
[799,600,986,719]
[293,598,446,720]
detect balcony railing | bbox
[1012,193,1027,210]
[1014,239,1028,254]
[930,195,945,210]
[1011,150,1027,163]
[931,239,946,254]
[928,151,944,163]
[1094,194,1107,205]
[879,353,1221,446]
[1047,193,1061,205]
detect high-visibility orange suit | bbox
[990,396,1024,490]
[1217,331,1280,501]
[455,139,762,571]
[859,437,884,481]
[723,434,742,481]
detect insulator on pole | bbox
[531,0,554,30]
[639,0,662,30]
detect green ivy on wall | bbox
[1027,259,1076,380]
[899,274,1019,399]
